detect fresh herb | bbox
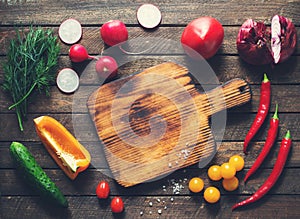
[2,26,60,131]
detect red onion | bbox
[237,15,297,65]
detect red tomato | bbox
[96,181,110,199]
[111,196,124,213]
[181,17,224,59]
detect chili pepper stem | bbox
[263,73,269,83]
[273,104,279,120]
[285,130,291,139]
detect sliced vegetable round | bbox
[222,176,239,191]
[188,177,204,193]
[56,68,79,93]
[111,196,124,213]
[208,165,222,181]
[229,155,245,171]
[204,186,220,204]
[59,18,82,44]
[220,162,236,179]
[136,4,162,29]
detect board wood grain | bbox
[87,62,251,186]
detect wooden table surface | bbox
[1,0,300,218]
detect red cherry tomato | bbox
[111,196,124,213]
[181,16,224,59]
[96,181,110,199]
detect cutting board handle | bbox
[196,78,252,117]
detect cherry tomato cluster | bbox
[96,180,124,214]
[208,155,244,192]
[188,154,245,204]
[188,177,220,204]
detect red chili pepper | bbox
[244,74,271,154]
[244,104,279,182]
[232,130,292,211]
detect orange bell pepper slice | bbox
[34,116,91,180]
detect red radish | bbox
[236,15,297,65]
[95,56,118,79]
[69,44,96,62]
[100,20,128,46]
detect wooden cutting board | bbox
[87,62,251,187]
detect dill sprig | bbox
[2,26,60,131]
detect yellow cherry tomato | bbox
[222,176,239,191]
[204,186,220,203]
[229,155,245,171]
[188,177,204,193]
[208,165,222,181]
[220,162,236,179]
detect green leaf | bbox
[2,26,60,131]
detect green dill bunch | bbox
[3,26,60,131]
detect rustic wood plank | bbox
[0,27,299,56]
[1,141,299,169]
[0,1,299,218]
[0,0,299,25]
[1,55,300,86]
[1,84,300,114]
[1,195,299,219]
[0,113,299,142]
[1,167,299,196]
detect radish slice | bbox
[56,68,79,93]
[271,15,281,64]
[136,4,162,29]
[59,19,82,44]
